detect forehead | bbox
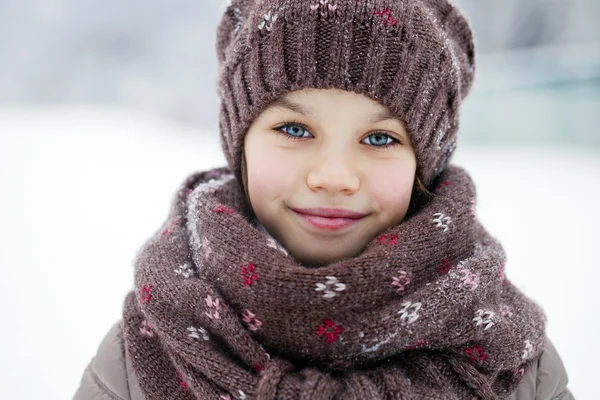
[265,89,402,125]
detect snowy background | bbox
[1,0,599,399]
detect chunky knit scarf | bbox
[122,166,546,400]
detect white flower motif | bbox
[522,339,534,360]
[266,237,288,255]
[315,276,346,298]
[432,212,452,232]
[473,309,495,331]
[258,11,278,32]
[220,392,247,400]
[231,7,244,33]
[398,301,422,324]
[174,263,195,278]
[187,326,210,341]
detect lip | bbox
[290,207,367,231]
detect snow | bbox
[0,106,598,399]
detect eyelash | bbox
[273,120,403,149]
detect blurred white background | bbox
[0,0,599,399]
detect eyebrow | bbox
[267,97,400,124]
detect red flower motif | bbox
[317,319,343,343]
[139,284,152,303]
[374,7,398,25]
[437,181,452,189]
[241,263,259,286]
[464,346,486,363]
[377,234,398,245]
[438,259,453,275]
[177,371,188,390]
[213,204,235,215]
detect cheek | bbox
[369,166,415,214]
[246,148,301,205]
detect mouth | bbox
[289,207,368,231]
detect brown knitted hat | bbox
[215,0,476,189]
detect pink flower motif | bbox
[391,270,411,292]
[202,236,213,259]
[204,295,221,320]
[464,346,486,363]
[512,367,526,377]
[139,284,152,303]
[310,0,338,16]
[205,294,220,308]
[438,259,453,275]
[459,269,480,291]
[241,263,259,286]
[242,309,263,331]
[317,319,343,343]
[139,319,154,337]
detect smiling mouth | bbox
[289,207,367,231]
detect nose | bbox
[306,154,360,194]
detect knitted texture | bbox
[215,0,476,189]
[122,166,547,399]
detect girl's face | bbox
[244,88,416,267]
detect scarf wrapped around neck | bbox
[122,165,546,399]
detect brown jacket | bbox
[73,320,574,400]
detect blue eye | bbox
[277,122,311,139]
[362,133,396,147]
[273,121,401,148]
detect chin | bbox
[289,244,363,268]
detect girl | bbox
[75,0,572,399]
